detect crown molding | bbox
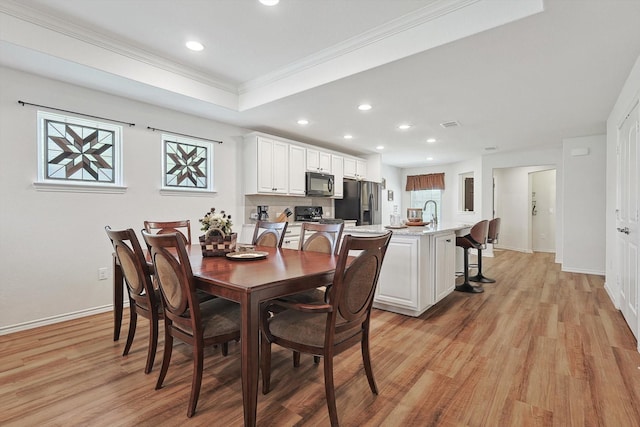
[0,0,238,95]
[238,0,479,94]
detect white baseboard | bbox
[0,303,126,336]
[604,281,619,309]
[561,266,605,276]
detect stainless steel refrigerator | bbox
[334,179,382,225]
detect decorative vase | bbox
[199,228,237,257]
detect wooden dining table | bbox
[112,244,339,426]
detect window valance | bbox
[405,173,445,191]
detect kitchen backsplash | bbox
[244,195,334,223]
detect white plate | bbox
[226,251,269,261]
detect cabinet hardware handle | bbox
[446,239,451,242]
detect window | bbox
[161,134,214,193]
[410,189,442,222]
[459,171,474,212]
[36,111,124,192]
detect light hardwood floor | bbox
[2,250,640,426]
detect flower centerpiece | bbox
[198,208,237,256]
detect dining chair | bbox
[298,221,344,254]
[455,220,489,293]
[144,220,191,245]
[105,226,162,374]
[260,231,392,427]
[469,217,501,284]
[251,220,288,248]
[142,230,241,418]
[286,221,345,366]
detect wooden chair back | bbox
[144,220,191,245]
[252,221,288,248]
[299,222,344,254]
[327,232,392,335]
[105,226,157,311]
[469,219,489,247]
[487,218,501,244]
[141,231,199,333]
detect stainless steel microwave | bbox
[305,172,334,197]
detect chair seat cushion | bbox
[177,298,241,338]
[268,309,359,348]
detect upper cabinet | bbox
[289,145,306,196]
[306,148,332,172]
[244,132,369,196]
[343,157,367,180]
[331,155,344,198]
[244,135,289,195]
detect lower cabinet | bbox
[374,236,424,312]
[366,231,457,317]
[433,232,456,303]
[282,224,300,249]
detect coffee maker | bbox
[257,205,269,221]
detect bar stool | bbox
[455,220,489,293]
[469,217,500,284]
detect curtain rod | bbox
[18,100,136,127]
[147,126,223,144]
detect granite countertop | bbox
[343,223,472,236]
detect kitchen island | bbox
[344,223,471,317]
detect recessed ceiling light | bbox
[376,145,384,150]
[397,124,412,130]
[259,0,279,5]
[358,104,372,111]
[185,40,204,51]
[426,138,436,143]
[344,134,353,140]
[297,119,309,125]
[427,157,434,161]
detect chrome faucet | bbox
[423,200,438,225]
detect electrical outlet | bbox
[250,213,258,220]
[98,267,108,280]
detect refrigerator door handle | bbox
[368,193,374,216]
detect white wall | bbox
[561,135,606,274]
[606,55,640,305]
[0,67,248,332]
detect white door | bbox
[617,101,639,339]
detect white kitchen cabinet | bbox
[282,224,300,249]
[343,157,356,178]
[307,149,332,172]
[239,224,256,244]
[374,236,424,311]
[331,155,344,198]
[244,135,289,195]
[433,232,456,303]
[344,225,466,317]
[289,145,306,195]
[356,159,367,180]
[343,157,367,180]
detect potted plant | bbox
[198,208,237,256]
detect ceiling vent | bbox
[440,120,460,128]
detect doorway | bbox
[530,169,556,253]
[493,166,556,253]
